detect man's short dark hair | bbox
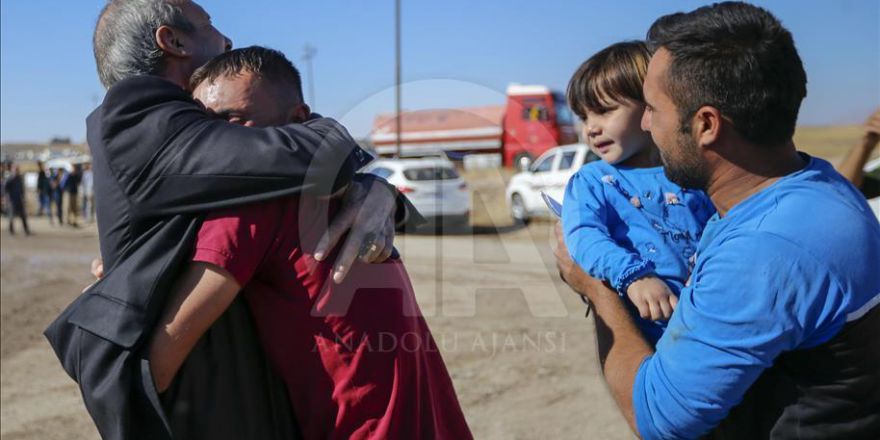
[567,41,652,121]
[647,1,807,147]
[189,46,305,104]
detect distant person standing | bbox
[0,161,7,217]
[65,163,83,227]
[37,161,52,216]
[4,164,31,235]
[51,168,64,226]
[81,162,95,223]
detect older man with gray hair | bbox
[44,1,420,439]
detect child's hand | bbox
[626,276,677,321]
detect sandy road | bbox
[1,216,630,439]
[1,219,101,440]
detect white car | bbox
[365,157,471,228]
[505,143,597,223]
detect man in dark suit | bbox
[44,1,419,439]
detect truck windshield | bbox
[521,101,549,121]
[554,94,574,126]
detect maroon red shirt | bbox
[192,197,471,440]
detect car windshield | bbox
[369,166,394,180]
[531,154,555,173]
[403,167,459,181]
[558,151,577,170]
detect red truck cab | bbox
[370,84,577,169]
[501,85,578,168]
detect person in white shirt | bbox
[81,162,95,223]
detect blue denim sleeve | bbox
[632,233,842,439]
[562,170,655,293]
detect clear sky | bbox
[1,0,878,143]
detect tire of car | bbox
[434,213,469,234]
[510,193,530,225]
[456,212,471,232]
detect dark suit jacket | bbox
[43,75,412,440]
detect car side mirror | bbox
[519,156,533,172]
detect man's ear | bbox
[155,25,188,58]
[693,105,722,148]
[289,103,312,124]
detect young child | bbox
[561,41,715,345]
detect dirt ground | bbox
[1,219,103,439]
[0,217,631,440]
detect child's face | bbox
[582,99,654,166]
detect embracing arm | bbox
[593,290,652,436]
[98,77,416,277]
[554,226,824,439]
[554,223,652,435]
[630,235,819,439]
[120,116,366,217]
[148,262,241,392]
[97,77,368,217]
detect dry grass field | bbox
[793,124,872,160]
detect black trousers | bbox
[7,201,29,234]
[160,296,300,440]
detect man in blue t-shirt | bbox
[555,3,880,439]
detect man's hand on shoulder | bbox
[314,176,398,283]
[553,222,651,436]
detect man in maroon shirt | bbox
[148,46,471,439]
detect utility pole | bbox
[395,0,402,157]
[302,43,317,109]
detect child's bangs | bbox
[590,59,646,110]
[567,41,651,119]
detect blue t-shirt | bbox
[633,155,880,439]
[562,161,715,343]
